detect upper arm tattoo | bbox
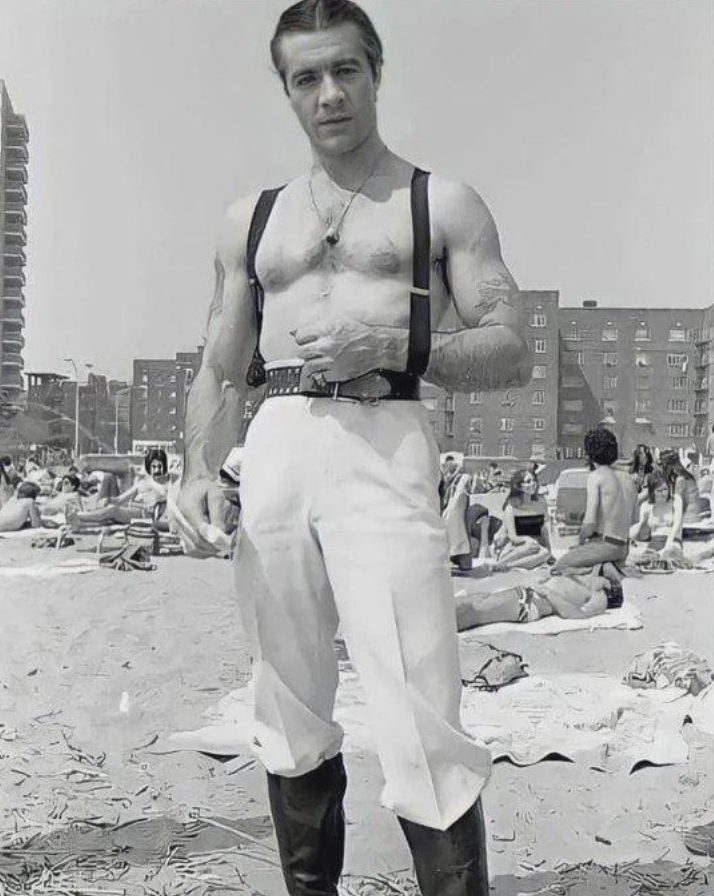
[208,255,226,323]
[475,272,518,316]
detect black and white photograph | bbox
[0,1,712,893]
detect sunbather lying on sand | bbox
[454,570,610,632]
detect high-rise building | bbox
[0,82,28,402]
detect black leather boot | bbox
[267,754,347,895]
[399,798,490,896]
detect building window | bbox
[636,397,652,414]
[534,339,547,354]
[562,423,583,435]
[469,391,483,404]
[603,375,618,390]
[602,327,618,342]
[635,352,651,368]
[499,439,515,457]
[563,399,583,412]
[672,375,688,389]
[445,394,455,411]
[667,353,687,368]
[669,328,687,342]
[532,391,545,405]
[669,423,690,437]
[695,399,706,414]
[469,417,482,433]
[531,313,547,328]
[667,398,688,413]
[445,412,455,437]
[533,418,545,431]
[532,365,547,379]
[500,418,515,432]
[565,323,581,341]
[603,353,618,367]
[531,442,546,459]
[602,400,618,415]
[634,323,651,341]
[467,441,483,456]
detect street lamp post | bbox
[63,358,93,459]
[114,386,132,453]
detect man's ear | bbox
[373,64,382,95]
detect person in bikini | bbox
[172,2,532,893]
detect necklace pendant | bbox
[325,229,340,247]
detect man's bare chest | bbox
[255,185,419,292]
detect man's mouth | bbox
[318,117,351,126]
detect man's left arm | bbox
[424,180,531,392]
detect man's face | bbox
[149,459,164,479]
[279,24,380,156]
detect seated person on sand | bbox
[0,481,42,532]
[486,461,506,491]
[39,473,83,526]
[630,443,655,504]
[454,568,609,632]
[552,427,637,576]
[67,449,169,528]
[629,469,694,565]
[0,455,22,508]
[491,469,551,569]
[660,450,710,524]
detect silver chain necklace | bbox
[308,147,388,247]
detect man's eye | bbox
[336,67,357,76]
[295,75,316,87]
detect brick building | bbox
[557,304,707,457]
[426,293,713,461]
[424,291,561,460]
[130,349,204,453]
[0,81,28,403]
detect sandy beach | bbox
[0,534,712,895]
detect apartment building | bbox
[0,81,28,402]
[557,304,706,457]
[425,291,560,459]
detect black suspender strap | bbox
[407,167,432,377]
[245,186,284,386]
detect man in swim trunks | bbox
[552,427,638,576]
[174,2,531,893]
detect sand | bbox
[0,536,712,895]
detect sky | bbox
[0,0,712,382]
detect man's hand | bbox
[171,478,233,558]
[293,315,408,384]
[578,522,597,544]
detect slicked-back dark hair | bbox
[584,426,619,467]
[271,0,384,92]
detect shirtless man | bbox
[174,2,531,893]
[552,426,638,575]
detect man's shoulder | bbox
[427,174,494,243]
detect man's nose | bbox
[318,72,345,106]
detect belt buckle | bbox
[330,382,359,404]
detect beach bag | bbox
[625,642,713,696]
[462,643,529,691]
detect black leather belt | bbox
[265,365,420,402]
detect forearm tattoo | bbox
[426,327,531,392]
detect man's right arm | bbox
[178,196,259,538]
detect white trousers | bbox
[235,396,491,830]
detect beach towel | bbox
[98,544,155,572]
[158,670,705,774]
[455,601,643,636]
[0,562,97,578]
